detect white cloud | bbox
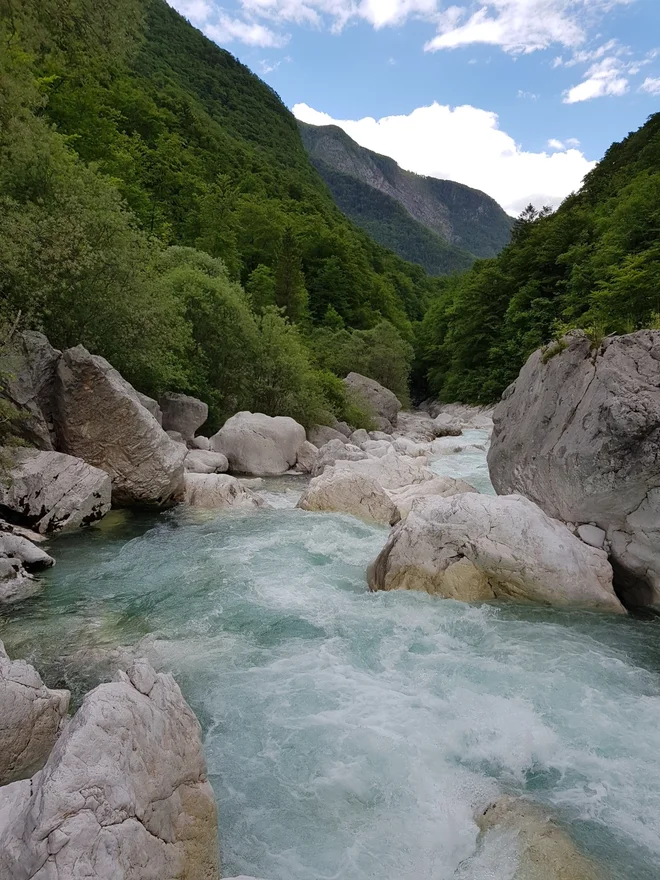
[548,137,564,149]
[641,76,660,95]
[517,89,538,99]
[563,55,629,102]
[293,101,595,215]
[205,15,288,47]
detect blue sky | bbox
[171,0,660,214]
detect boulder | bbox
[160,392,208,442]
[394,411,437,443]
[334,421,352,438]
[343,372,401,429]
[369,431,393,442]
[311,439,367,477]
[297,468,398,525]
[431,413,462,437]
[368,493,623,612]
[392,436,430,458]
[307,425,348,448]
[423,401,494,431]
[136,392,162,425]
[211,411,306,476]
[184,473,268,510]
[577,524,606,550]
[54,346,186,507]
[0,448,111,533]
[167,429,186,445]
[0,331,60,450]
[349,428,370,447]
[295,440,318,474]
[0,659,220,880]
[361,439,391,458]
[192,435,211,451]
[0,640,70,786]
[334,451,435,493]
[476,796,600,880]
[487,330,660,606]
[389,476,477,519]
[373,416,395,434]
[184,449,229,474]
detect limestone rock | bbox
[160,392,208,442]
[333,450,435,493]
[334,421,352,437]
[389,476,477,519]
[361,439,391,458]
[167,429,186,445]
[185,449,229,474]
[192,435,211,451]
[487,330,660,606]
[311,439,367,477]
[295,440,318,474]
[349,428,370,447]
[392,436,430,458]
[136,392,162,425]
[373,416,395,434]
[0,331,60,450]
[0,640,70,786]
[343,372,401,429]
[369,431,393,442]
[394,411,437,443]
[308,425,348,448]
[476,796,600,880]
[431,413,462,437]
[0,448,111,533]
[211,411,306,476]
[54,346,185,507]
[577,524,606,549]
[0,659,220,880]
[297,468,398,525]
[184,473,268,509]
[368,493,623,612]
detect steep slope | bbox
[299,121,513,271]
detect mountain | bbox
[298,121,513,274]
[415,112,660,405]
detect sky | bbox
[170,0,660,215]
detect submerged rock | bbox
[476,796,600,880]
[160,392,209,442]
[297,468,398,525]
[211,411,306,476]
[54,346,186,507]
[0,448,111,533]
[368,493,623,612]
[343,372,401,430]
[488,330,660,606]
[0,659,220,879]
[184,473,268,509]
[0,640,70,786]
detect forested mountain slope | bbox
[299,121,513,272]
[415,112,660,404]
[0,0,442,430]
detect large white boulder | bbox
[160,392,208,442]
[0,640,69,786]
[488,330,660,606]
[307,425,348,448]
[475,796,600,880]
[343,372,401,429]
[311,440,367,477]
[389,476,477,519]
[184,449,229,474]
[211,411,306,476]
[184,473,268,510]
[333,450,435,492]
[54,346,186,507]
[368,493,623,612]
[394,411,437,443]
[294,440,318,474]
[0,448,111,533]
[0,659,219,880]
[297,468,398,525]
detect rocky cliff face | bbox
[299,121,513,273]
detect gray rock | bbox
[184,473,268,509]
[488,330,660,606]
[211,411,306,476]
[167,429,186,444]
[0,659,219,879]
[369,431,393,442]
[54,346,186,507]
[334,421,352,437]
[184,449,229,474]
[308,425,348,448]
[136,392,162,425]
[368,493,623,613]
[394,411,437,442]
[294,440,318,474]
[311,439,367,477]
[333,450,435,492]
[373,416,395,434]
[343,372,401,429]
[431,413,462,437]
[0,640,70,786]
[389,475,477,519]
[0,448,111,533]
[160,392,208,442]
[0,557,41,605]
[349,428,370,447]
[577,524,607,549]
[297,468,398,525]
[361,439,391,458]
[191,435,211,451]
[0,331,61,449]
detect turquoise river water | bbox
[1,433,660,879]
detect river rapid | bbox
[2,433,660,879]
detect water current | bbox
[1,431,659,879]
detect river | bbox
[1,433,659,879]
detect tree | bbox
[273,227,309,323]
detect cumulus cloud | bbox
[293,101,594,215]
[641,76,660,95]
[563,55,630,102]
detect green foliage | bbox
[416,113,660,404]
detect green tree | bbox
[273,227,309,323]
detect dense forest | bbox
[0,0,440,430]
[415,112,660,403]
